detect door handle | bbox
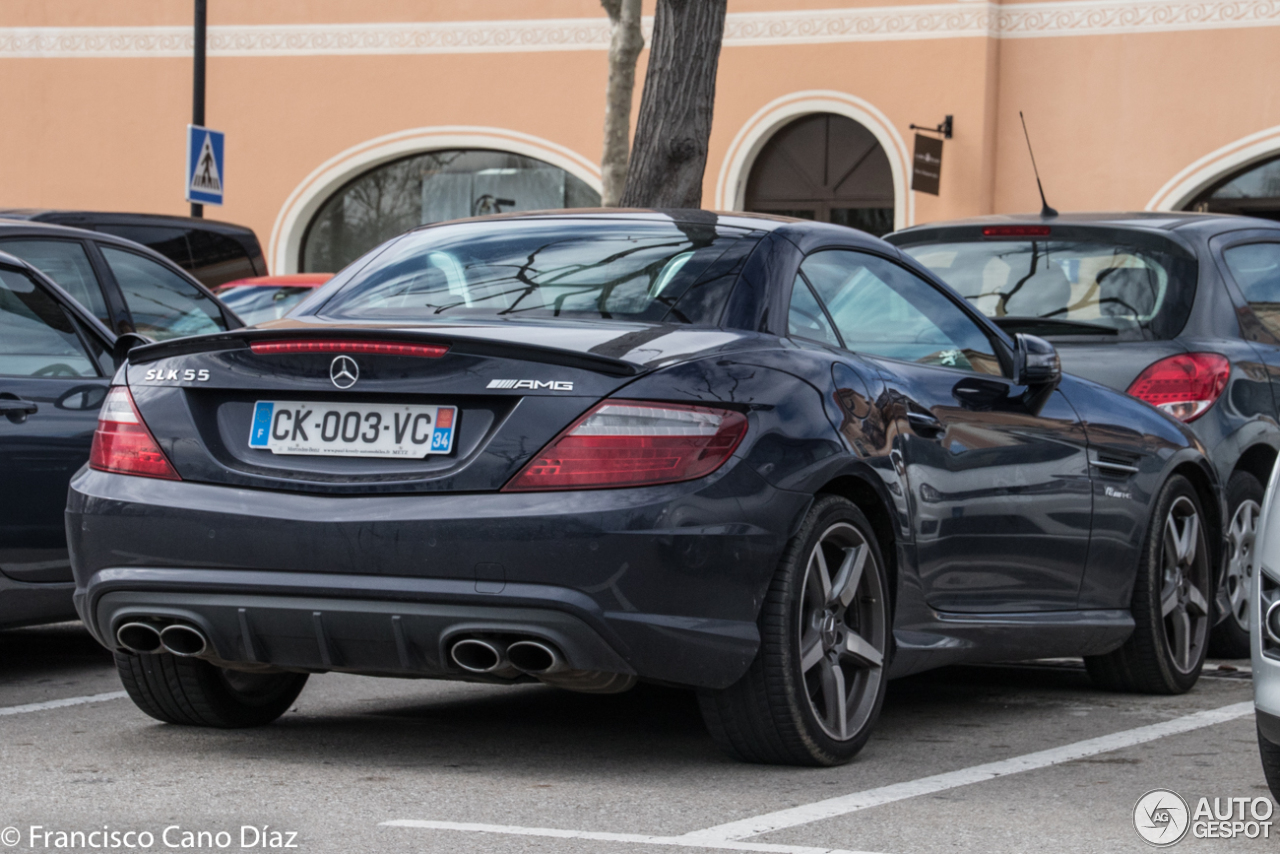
[906,411,944,437]
[0,398,38,424]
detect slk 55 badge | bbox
[143,368,210,382]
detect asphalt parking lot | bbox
[0,622,1269,854]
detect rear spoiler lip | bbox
[124,327,642,377]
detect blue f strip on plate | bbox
[249,402,274,447]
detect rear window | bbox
[317,219,759,325]
[901,233,1196,340]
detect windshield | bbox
[317,219,759,325]
[215,285,314,326]
[902,237,1196,340]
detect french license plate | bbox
[248,401,456,458]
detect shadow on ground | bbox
[0,620,111,678]
[96,660,1131,779]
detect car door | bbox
[788,248,1093,612]
[94,242,233,340]
[0,262,112,583]
[1211,229,1280,420]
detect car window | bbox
[0,239,110,326]
[213,285,313,326]
[0,268,97,377]
[798,250,1003,376]
[319,220,759,325]
[1222,242,1280,339]
[187,230,258,287]
[99,246,225,341]
[787,275,840,346]
[96,225,194,269]
[902,235,1196,340]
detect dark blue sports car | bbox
[69,211,1223,765]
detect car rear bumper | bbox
[67,467,803,689]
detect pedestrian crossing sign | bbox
[185,124,224,205]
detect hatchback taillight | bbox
[503,400,748,492]
[89,387,180,480]
[1126,353,1230,422]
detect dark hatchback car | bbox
[70,211,1221,765]
[0,223,241,628]
[886,213,1280,657]
[0,210,267,288]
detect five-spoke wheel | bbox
[798,522,886,742]
[1086,474,1211,693]
[699,495,890,765]
[1159,495,1211,674]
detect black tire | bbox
[1209,471,1262,659]
[698,495,891,766]
[115,651,308,728]
[1085,474,1211,694]
[1260,722,1280,802]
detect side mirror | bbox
[112,332,153,369]
[1013,333,1061,387]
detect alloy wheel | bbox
[798,522,886,741]
[1224,498,1260,632]
[1160,496,1210,674]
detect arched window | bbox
[745,113,895,236]
[1187,156,1280,222]
[300,149,600,272]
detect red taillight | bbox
[249,340,449,358]
[982,225,1051,237]
[89,387,180,480]
[1126,353,1230,422]
[503,400,748,492]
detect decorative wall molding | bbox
[4,0,1280,59]
[997,0,1280,37]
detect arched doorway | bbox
[1186,155,1280,222]
[744,113,895,236]
[300,149,600,272]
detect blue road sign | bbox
[186,124,224,205]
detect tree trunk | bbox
[618,0,727,210]
[599,0,643,207]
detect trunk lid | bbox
[124,319,759,494]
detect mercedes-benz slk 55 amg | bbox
[69,211,1223,766]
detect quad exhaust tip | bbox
[506,640,566,675]
[159,624,208,657]
[116,622,163,654]
[115,622,209,657]
[450,638,509,674]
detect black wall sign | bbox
[912,134,944,196]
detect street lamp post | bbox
[191,0,206,218]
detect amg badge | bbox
[487,379,574,391]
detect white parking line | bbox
[380,820,891,854]
[384,700,1254,851]
[0,691,127,717]
[683,700,1254,842]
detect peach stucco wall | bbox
[2,1,1280,271]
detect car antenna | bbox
[1019,111,1058,218]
